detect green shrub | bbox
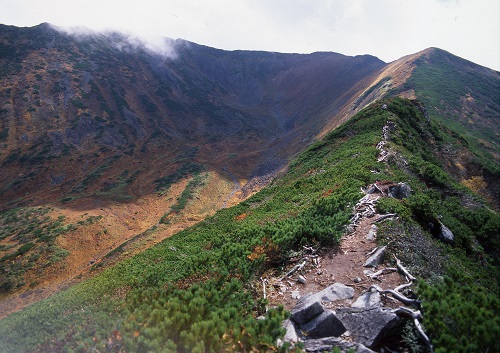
[418,272,500,352]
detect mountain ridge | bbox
[0,23,498,330]
[0,97,498,352]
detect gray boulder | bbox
[364,246,386,267]
[301,310,346,339]
[336,307,400,348]
[388,182,411,199]
[351,289,381,308]
[291,294,324,325]
[438,221,454,244]
[304,337,375,353]
[315,283,354,303]
[366,224,378,240]
[282,318,299,343]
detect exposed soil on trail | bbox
[266,194,408,312]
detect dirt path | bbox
[266,193,406,311]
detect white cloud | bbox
[54,24,177,58]
[0,0,498,70]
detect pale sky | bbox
[1,0,499,71]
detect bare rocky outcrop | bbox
[284,282,402,351]
[336,307,400,348]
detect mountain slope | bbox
[0,98,497,352]
[0,23,384,207]
[0,23,499,330]
[0,23,385,310]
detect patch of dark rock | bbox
[351,288,381,308]
[291,294,325,325]
[301,310,346,339]
[437,221,454,244]
[286,282,404,351]
[336,307,400,349]
[387,182,411,199]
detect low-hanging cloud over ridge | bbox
[51,23,179,59]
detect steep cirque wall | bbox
[0,23,385,207]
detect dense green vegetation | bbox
[0,98,498,352]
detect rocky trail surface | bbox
[263,186,429,352]
[261,118,433,352]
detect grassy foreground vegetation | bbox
[0,98,498,352]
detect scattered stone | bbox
[315,283,354,303]
[366,224,378,240]
[304,337,375,353]
[336,307,400,348]
[291,294,324,325]
[297,275,307,284]
[364,246,386,267]
[351,288,381,308]
[341,331,350,338]
[282,319,299,343]
[387,182,411,199]
[438,221,454,244]
[353,277,362,283]
[301,310,346,339]
[291,291,301,299]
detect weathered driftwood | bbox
[366,267,397,280]
[261,277,268,313]
[392,307,434,353]
[374,213,397,223]
[303,245,320,254]
[394,255,416,282]
[369,285,421,308]
[350,212,363,224]
[279,260,306,281]
[394,282,412,293]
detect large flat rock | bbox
[351,288,381,308]
[336,307,400,348]
[315,283,354,303]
